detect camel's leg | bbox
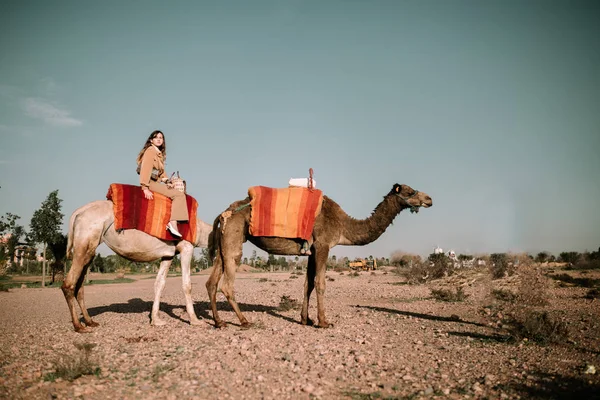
[206,252,225,328]
[62,243,97,333]
[313,245,331,328]
[151,257,173,326]
[301,252,317,326]
[220,240,250,329]
[75,265,98,328]
[177,241,202,326]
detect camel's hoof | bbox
[316,322,333,329]
[74,326,93,334]
[240,322,252,330]
[152,318,167,327]
[215,321,227,329]
[189,318,203,326]
[301,317,314,326]
[86,320,99,327]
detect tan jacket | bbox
[139,146,167,189]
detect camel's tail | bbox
[208,214,222,261]
[66,211,76,260]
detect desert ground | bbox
[0,266,599,400]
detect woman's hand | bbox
[143,188,154,200]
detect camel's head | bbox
[390,184,433,213]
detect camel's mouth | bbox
[420,199,433,208]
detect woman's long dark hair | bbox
[136,130,167,164]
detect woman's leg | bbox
[148,181,189,221]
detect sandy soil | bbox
[0,267,598,399]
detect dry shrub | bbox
[400,254,456,284]
[584,288,600,299]
[517,264,550,306]
[551,273,600,288]
[492,289,518,302]
[430,287,468,302]
[489,253,517,279]
[390,251,422,267]
[507,310,569,344]
[278,295,300,311]
[44,342,100,382]
[258,277,268,283]
[289,274,298,279]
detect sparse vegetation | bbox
[278,295,300,311]
[398,252,456,284]
[430,287,468,302]
[506,310,569,344]
[489,253,516,279]
[584,288,600,299]
[492,289,518,302]
[517,265,550,306]
[44,342,100,382]
[550,273,600,288]
[258,277,269,283]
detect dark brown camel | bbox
[206,183,432,329]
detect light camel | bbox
[206,183,432,329]
[62,200,212,333]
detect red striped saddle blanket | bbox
[106,183,197,243]
[248,186,323,241]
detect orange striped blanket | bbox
[106,183,197,243]
[248,186,323,241]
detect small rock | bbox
[302,383,315,393]
[584,365,596,375]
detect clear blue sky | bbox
[1,0,599,259]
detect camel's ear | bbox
[394,184,402,194]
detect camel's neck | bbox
[339,195,406,246]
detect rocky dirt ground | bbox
[0,266,599,399]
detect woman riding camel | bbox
[136,130,188,238]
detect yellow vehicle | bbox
[347,258,377,271]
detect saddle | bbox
[106,183,198,242]
[248,186,323,241]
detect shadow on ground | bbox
[87,298,283,326]
[356,305,487,327]
[507,371,600,400]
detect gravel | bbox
[0,268,599,399]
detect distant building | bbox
[13,244,38,267]
[434,246,444,255]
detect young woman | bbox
[136,130,188,237]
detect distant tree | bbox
[278,256,289,270]
[29,191,64,286]
[457,254,473,261]
[199,248,212,268]
[93,253,106,273]
[535,252,550,263]
[243,257,248,265]
[559,252,581,265]
[588,247,600,261]
[0,213,25,268]
[47,233,68,283]
[267,254,276,269]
